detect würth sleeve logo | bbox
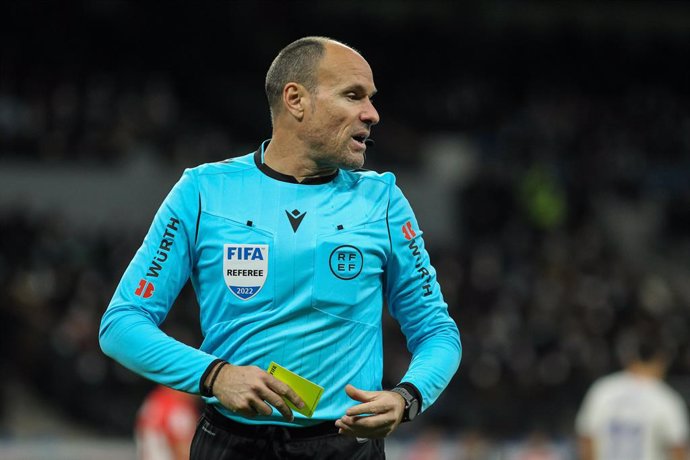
[402,221,416,240]
[146,217,180,278]
[407,238,433,297]
[223,244,269,300]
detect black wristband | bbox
[207,361,228,396]
[200,359,227,397]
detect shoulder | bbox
[189,151,257,178]
[587,372,627,396]
[654,380,686,405]
[333,169,397,220]
[338,168,397,190]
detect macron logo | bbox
[285,209,307,233]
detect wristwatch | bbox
[391,385,420,422]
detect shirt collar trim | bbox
[254,140,338,185]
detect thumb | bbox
[345,384,376,402]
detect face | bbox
[301,43,380,170]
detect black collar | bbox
[254,141,338,185]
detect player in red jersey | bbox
[135,385,200,460]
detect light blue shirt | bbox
[100,141,461,425]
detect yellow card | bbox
[267,361,324,418]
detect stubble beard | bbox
[338,148,365,170]
[312,139,365,171]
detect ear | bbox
[283,82,309,120]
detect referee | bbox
[100,36,461,459]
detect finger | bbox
[266,376,305,409]
[335,420,357,437]
[236,404,257,418]
[337,419,387,439]
[340,414,381,429]
[250,398,273,417]
[256,382,295,421]
[344,413,398,435]
[338,415,360,427]
[345,402,381,417]
[345,384,375,403]
[338,427,357,437]
[262,392,294,421]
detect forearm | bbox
[401,330,461,411]
[99,305,216,393]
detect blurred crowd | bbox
[2,2,690,454]
[0,70,237,168]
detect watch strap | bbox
[394,382,422,408]
[391,382,422,422]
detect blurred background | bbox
[1,0,690,458]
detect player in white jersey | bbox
[575,333,689,460]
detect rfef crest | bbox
[329,245,363,280]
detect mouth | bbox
[351,133,369,149]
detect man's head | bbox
[265,36,328,120]
[618,323,671,378]
[265,36,379,171]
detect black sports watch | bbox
[391,384,420,422]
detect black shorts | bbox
[190,406,386,460]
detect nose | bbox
[361,98,380,126]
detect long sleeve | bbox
[99,169,216,393]
[384,176,462,411]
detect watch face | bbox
[408,399,420,421]
[392,386,419,422]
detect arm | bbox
[664,393,690,460]
[100,169,305,417]
[575,381,599,460]
[577,436,595,460]
[99,169,216,393]
[337,176,461,438]
[383,179,462,411]
[670,445,687,460]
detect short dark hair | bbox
[264,36,333,119]
[617,319,670,365]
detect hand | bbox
[210,364,305,422]
[335,384,406,439]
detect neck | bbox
[627,361,665,379]
[263,131,336,183]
